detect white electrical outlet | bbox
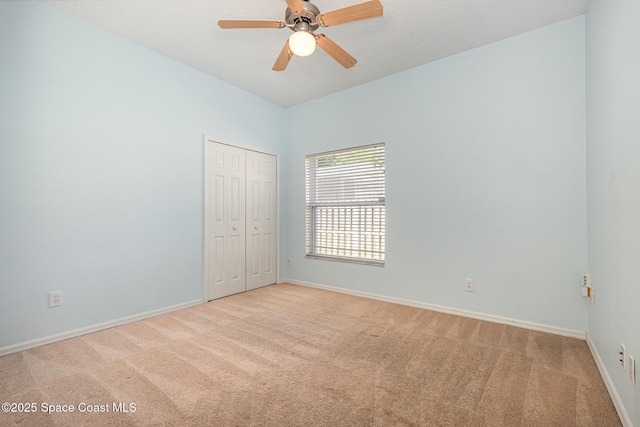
[581,273,593,299]
[464,279,474,292]
[620,344,627,369]
[49,291,63,308]
[629,355,636,385]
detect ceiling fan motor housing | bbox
[285,1,320,31]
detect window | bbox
[305,143,385,265]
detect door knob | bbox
[254,226,258,230]
[232,227,237,231]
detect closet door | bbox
[205,142,246,300]
[246,150,277,291]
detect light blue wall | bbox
[586,0,640,423]
[283,17,588,331]
[0,2,284,347]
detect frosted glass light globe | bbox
[289,31,316,57]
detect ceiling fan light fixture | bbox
[289,30,316,57]
[219,0,384,71]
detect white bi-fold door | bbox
[205,141,277,301]
[245,149,277,291]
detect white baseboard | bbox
[0,299,202,357]
[586,334,633,427]
[283,279,586,340]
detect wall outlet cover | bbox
[464,279,474,292]
[49,291,63,308]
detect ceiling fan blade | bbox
[315,34,357,69]
[286,0,306,14]
[273,41,293,71]
[317,0,383,27]
[218,20,286,29]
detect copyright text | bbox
[2,402,137,414]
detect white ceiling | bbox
[41,0,588,107]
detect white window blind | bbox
[305,143,385,265]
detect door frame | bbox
[203,136,280,303]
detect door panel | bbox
[213,237,224,284]
[206,142,246,300]
[264,233,273,274]
[246,150,277,291]
[250,234,260,276]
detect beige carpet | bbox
[0,283,620,426]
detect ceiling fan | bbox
[218,0,383,71]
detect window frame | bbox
[305,143,386,266]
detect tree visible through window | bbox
[305,143,385,265]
